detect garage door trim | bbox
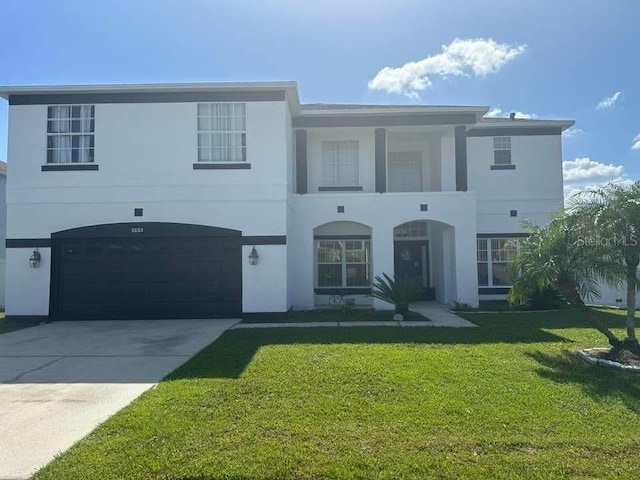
[50,223,242,321]
[51,222,241,240]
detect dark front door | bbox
[50,223,242,320]
[394,240,435,300]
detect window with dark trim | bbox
[46,105,95,164]
[316,239,370,288]
[493,136,512,165]
[321,140,359,187]
[197,103,246,162]
[477,238,518,287]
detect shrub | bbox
[527,286,566,310]
[452,300,472,311]
[371,273,425,316]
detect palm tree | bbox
[509,214,623,349]
[371,273,425,316]
[572,181,640,350]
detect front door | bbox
[394,240,435,300]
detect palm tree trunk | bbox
[557,282,622,349]
[625,260,639,349]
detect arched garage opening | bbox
[50,223,242,320]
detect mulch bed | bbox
[592,348,640,367]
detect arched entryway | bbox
[50,223,242,320]
[393,220,455,302]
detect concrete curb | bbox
[577,348,640,373]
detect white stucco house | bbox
[0,160,6,309]
[0,81,574,321]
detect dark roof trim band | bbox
[9,90,286,105]
[293,113,476,128]
[467,126,562,137]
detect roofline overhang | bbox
[473,119,575,132]
[298,105,490,117]
[0,81,302,114]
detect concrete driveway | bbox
[0,319,238,480]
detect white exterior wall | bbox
[467,134,564,233]
[287,191,479,310]
[0,171,6,308]
[6,101,290,316]
[4,91,569,316]
[305,128,458,194]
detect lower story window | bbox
[317,239,370,288]
[477,238,519,287]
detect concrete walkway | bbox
[234,303,476,329]
[0,319,238,480]
[409,301,478,327]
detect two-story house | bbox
[0,82,573,321]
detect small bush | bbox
[527,287,566,310]
[452,300,472,311]
[371,273,425,316]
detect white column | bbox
[288,224,315,310]
[371,223,395,310]
[452,220,479,307]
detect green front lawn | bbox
[36,309,640,479]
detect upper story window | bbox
[388,151,423,192]
[321,140,359,187]
[493,136,512,165]
[197,103,246,162]
[47,105,95,164]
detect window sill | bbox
[318,186,363,192]
[478,287,511,294]
[314,287,372,295]
[193,162,251,170]
[490,164,516,170]
[42,164,98,171]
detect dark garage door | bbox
[51,223,242,320]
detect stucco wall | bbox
[5,97,567,316]
[467,134,564,234]
[287,191,479,309]
[5,101,290,316]
[0,172,6,308]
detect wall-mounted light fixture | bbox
[29,249,41,269]
[248,246,259,266]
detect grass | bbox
[243,308,427,323]
[35,308,640,480]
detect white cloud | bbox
[483,107,536,119]
[485,107,503,118]
[632,132,640,150]
[562,157,628,199]
[562,126,585,138]
[368,38,527,98]
[596,91,622,110]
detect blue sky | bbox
[0,0,637,195]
